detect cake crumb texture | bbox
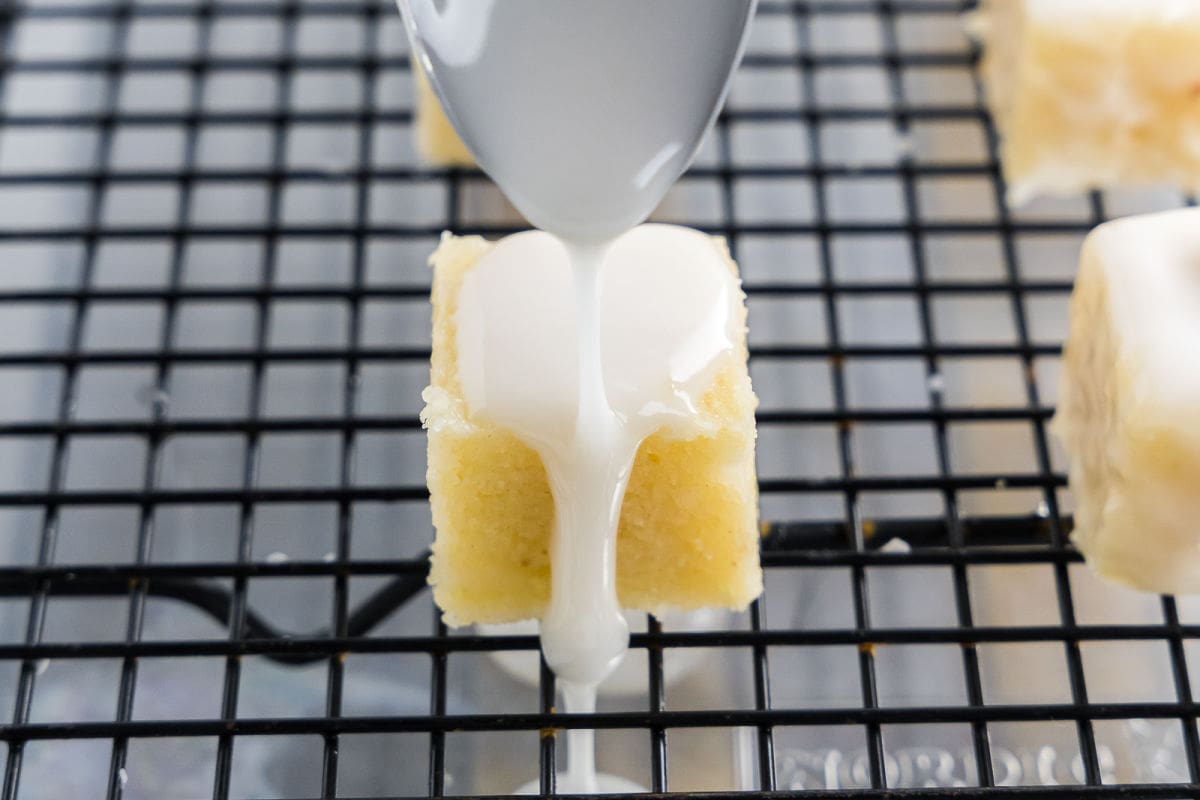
[422,234,762,625]
[975,0,1200,203]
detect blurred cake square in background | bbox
[972,0,1200,204]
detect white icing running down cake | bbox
[400,0,757,791]
[459,225,746,685]
[1053,208,1200,595]
[972,0,1200,205]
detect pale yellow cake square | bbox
[421,233,761,626]
[974,0,1200,203]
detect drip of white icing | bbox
[456,224,741,720]
[562,682,600,793]
[400,1,756,789]
[539,240,630,690]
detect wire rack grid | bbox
[0,0,1196,798]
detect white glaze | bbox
[1054,208,1200,594]
[457,225,742,684]
[478,609,729,697]
[398,1,755,790]
[456,226,742,786]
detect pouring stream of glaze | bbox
[398,1,756,790]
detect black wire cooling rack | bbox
[0,0,1196,798]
